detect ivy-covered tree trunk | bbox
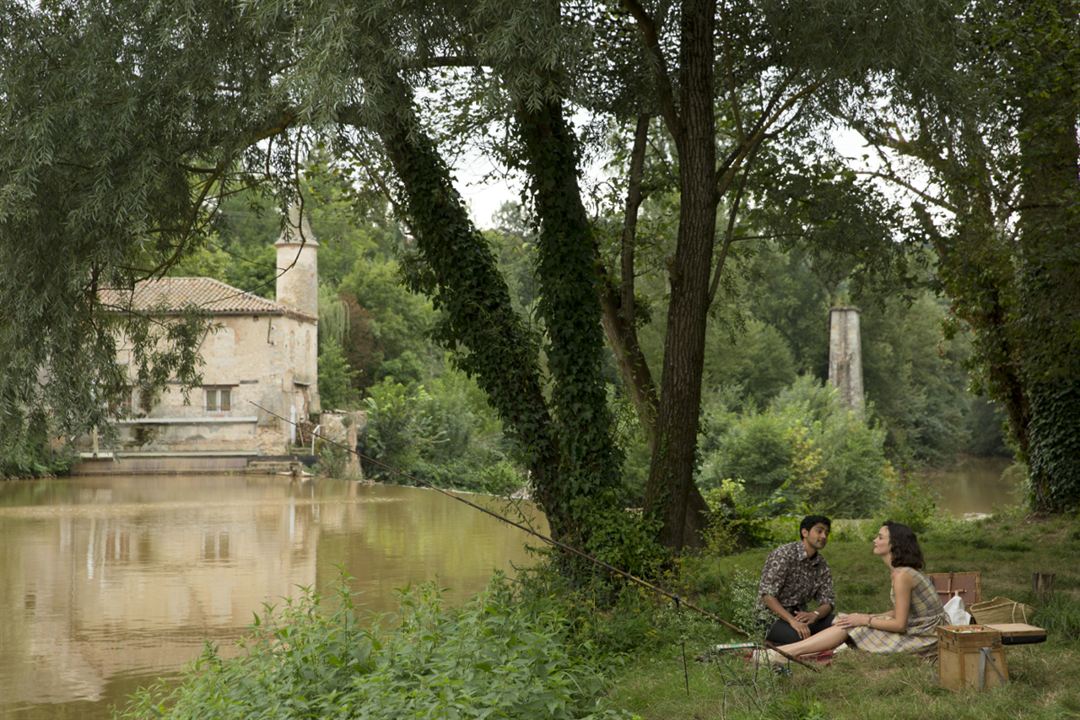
[364,78,574,536]
[514,98,630,553]
[642,0,717,549]
[1013,0,1080,512]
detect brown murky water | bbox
[0,475,546,719]
[919,456,1018,516]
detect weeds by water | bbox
[114,573,631,720]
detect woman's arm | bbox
[835,570,913,633]
[871,570,913,633]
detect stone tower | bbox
[828,306,864,416]
[275,204,319,319]
[275,204,320,423]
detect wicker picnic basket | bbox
[970,596,1035,624]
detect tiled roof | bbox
[100,277,294,316]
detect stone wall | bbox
[107,312,319,455]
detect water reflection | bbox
[0,476,545,719]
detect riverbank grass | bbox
[608,512,1080,720]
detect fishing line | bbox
[249,400,816,671]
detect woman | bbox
[762,521,947,661]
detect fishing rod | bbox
[250,400,817,671]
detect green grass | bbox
[605,513,1080,719]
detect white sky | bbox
[451,126,904,231]
[452,153,521,230]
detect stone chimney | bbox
[828,306,864,417]
[275,204,319,318]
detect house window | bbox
[205,386,232,412]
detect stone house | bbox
[82,212,321,472]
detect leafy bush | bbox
[717,567,766,636]
[313,441,353,479]
[699,412,796,500]
[361,373,526,494]
[0,410,72,479]
[513,560,677,657]
[363,378,426,479]
[697,376,891,517]
[117,576,631,720]
[317,336,361,410]
[700,481,774,555]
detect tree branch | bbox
[714,75,820,201]
[620,0,684,140]
[621,114,650,326]
[707,139,760,308]
[855,170,957,212]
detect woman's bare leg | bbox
[773,625,850,657]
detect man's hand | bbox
[793,610,818,624]
[790,620,811,639]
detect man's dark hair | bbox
[884,520,925,569]
[799,515,831,538]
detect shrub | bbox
[697,376,891,518]
[362,372,525,494]
[700,412,795,501]
[717,567,766,636]
[313,441,353,479]
[117,576,632,720]
[317,336,361,410]
[513,560,677,657]
[700,481,774,555]
[363,378,425,480]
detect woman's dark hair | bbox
[884,520,925,569]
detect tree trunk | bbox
[365,78,570,535]
[600,283,658,451]
[601,114,659,452]
[515,97,626,549]
[643,0,717,549]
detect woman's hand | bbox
[834,613,871,629]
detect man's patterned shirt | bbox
[756,540,835,618]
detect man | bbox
[757,515,835,644]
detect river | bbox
[918,455,1017,516]
[0,475,546,719]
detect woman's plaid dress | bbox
[848,566,948,656]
